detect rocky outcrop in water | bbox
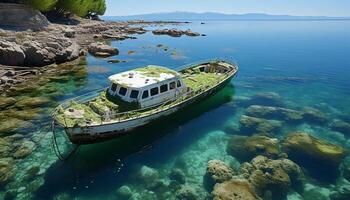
[152,29,201,37]
[88,42,119,57]
[227,135,280,162]
[240,156,304,200]
[0,34,81,67]
[302,107,327,124]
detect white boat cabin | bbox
[107,65,187,108]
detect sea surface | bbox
[0,20,350,200]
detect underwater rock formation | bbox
[330,185,350,200]
[239,115,282,135]
[246,105,303,122]
[137,165,159,189]
[239,156,304,200]
[116,185,133,200]
[206,160,236,183]
[169,168,186,184]
[250,92,284,107]
[0,97,16,109]
[212,178,261,200]
[204,160,236,191]
[88,42,119,57]
[331,119,350,136]
[227,135,280,162]
[0,157,16,185]
[282,132,347,181]
[283,132,347,167]
[13,140,35,159]
[302,107,327,124]
[15,96,51,108]
[175,184,206,200]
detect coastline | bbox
[0,16,201,95]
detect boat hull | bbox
[64,73,236,144]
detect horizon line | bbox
[103,11,350,18]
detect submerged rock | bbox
[330,185,350,200]
[13,140,35,159]
[206,160,235,183]
[239,115,282,135]
[116,185,133,200]
[250,92,284,107]
[283,132,347,167]
[0,138,11,157]
[240,156,303,200]
[246,105,303,122]
[15,96,51,108]
[0,97,16,109]
[227,135,280,162]
[302,107,327,124]
[175,184,205,200]
[88,42,119,57]
[0,157,16,185]
[0,118,33,134]
[331,119,350,136]
[212,179,261,200]
[169,168,186,184]
[204,160,235,191]
[282,132,347,181]
[137,165,159,188]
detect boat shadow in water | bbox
[34,84,236,199]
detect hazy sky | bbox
[105,0,350,17]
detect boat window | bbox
[169,81,176,90]
[199,67,205,72]
[177,80,182,87]
[142,90,149,99]
[111,83,118,92]
[130,90,139,99]
[160,84,168,93]
[150,87,159,96]
[118,87,127,96]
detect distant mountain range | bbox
[102,12,350,21]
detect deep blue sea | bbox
[1,20,350,200]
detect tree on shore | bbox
[0,0,106,17]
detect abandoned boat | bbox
[52,60,238,144]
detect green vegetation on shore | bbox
[12,0,106,17]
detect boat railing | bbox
[177,58,237,71]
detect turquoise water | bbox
[1,20,350,200]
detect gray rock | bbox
[63,28,75,38]
[88,42,119,57]
[169,168,186,184]
[0,40,25,66]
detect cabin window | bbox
[177,80,182,87]
[142,90,149,99]
[111,83,118,92]
[150,87,159,96]
[130,90,139,99]
[169,81,176,90]
[199,67,205,72]
[160,84,168,93]
[118,87,127,96]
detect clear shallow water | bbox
[1,20,350,200]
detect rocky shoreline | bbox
[0,17,202,95]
